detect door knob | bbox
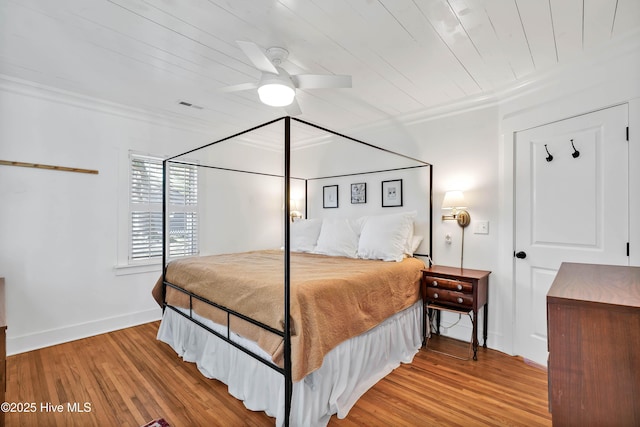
[515,251,527,259]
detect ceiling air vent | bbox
[178,100,204,110]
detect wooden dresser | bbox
[0,277,5,427]
[547,263,640,426]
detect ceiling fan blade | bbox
[236,41,279,74]
[291,74,352,89]
[218,82,258,93]
[284,98,302,116]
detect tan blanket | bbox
[152,250,424,381]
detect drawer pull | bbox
[457,297,463,304]
[432,280,438,287]
[457,284,463,290]
[433,293,439,299]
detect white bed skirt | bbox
[157,300,423,426]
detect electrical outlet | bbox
[474,220,489,234]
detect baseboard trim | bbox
[6,308,162,356]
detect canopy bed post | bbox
[161,158,168,311]
[304,179,308,219]
[429,165,433,264]
[283,116,293,427]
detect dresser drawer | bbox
[426,287,473,307]
[424,275,473,293]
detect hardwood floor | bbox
[6,322,551,426]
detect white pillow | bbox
[313,218,362,258]
[410,235,424,254]
[357,211,417,262]
[290,218,322,252]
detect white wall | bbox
[199,168,284,255]
[352,106,502,346]
[0,79,220,355]
[305,167,432,254]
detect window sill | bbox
[113,262,162,276]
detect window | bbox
[129,154,198,261]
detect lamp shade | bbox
[290,198,302,211]
[442,191,466,210]
[257,72,295,107]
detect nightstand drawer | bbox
[426,287,473,307]
[424,276,473,293]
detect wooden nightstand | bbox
[421,266,490,360]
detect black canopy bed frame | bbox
[159,116,433,426]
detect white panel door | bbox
[514,104,629,366]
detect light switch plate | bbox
[474,220,489,234]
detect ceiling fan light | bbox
[258,83,295,107]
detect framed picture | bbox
[381,179,403,207]
[351,183,366,204]
[323,185,339,208]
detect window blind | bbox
[130,154,198,260]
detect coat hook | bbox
[544,144,553,162]
[570,139,580,158]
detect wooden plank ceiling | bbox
[0,0,638,138]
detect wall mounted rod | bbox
[0,160,98,175]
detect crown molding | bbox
[0,74,215,135]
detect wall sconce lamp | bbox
[290,198,303,222]
[442,190,470,269]
[441,191,471,228]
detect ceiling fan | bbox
[221,41,352,115]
